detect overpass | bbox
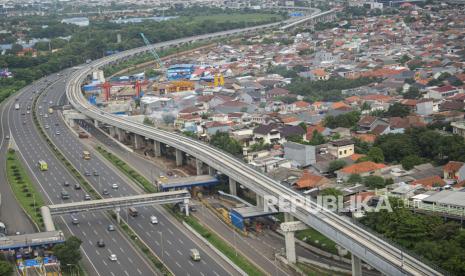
[280,9,337,30]
[41,190,190,231]
[0,231,64,251]
[65,13,444,276]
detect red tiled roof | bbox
[294,100,310,108]
[412,175,446,189]
[350,154,366,161]
[432,85,457,93]
[306,124,326,140]
[339,161,386,174]
[294,171,328,189]
[361,94,392,102]
[355,133,377,143]
[443,161,464,173]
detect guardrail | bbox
[65,14,444,276]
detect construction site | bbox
[81,33,227,125]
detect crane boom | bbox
[140,33,164,69]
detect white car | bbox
[150,216,158,224]
[111,183,119,189]
[44,125,49,129]
[109,254,117,261]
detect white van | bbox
[190,249,200,261]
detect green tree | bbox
[53,236,82,269]
[399,54,411,65]
[347,174,362,184]
[298,122,307,132]
[309,130,326,145]
[403,86,421,99]
[324,111,361,129]
[0,260,13,276]
[320,187,342,197]
[375,133,417,162]
[367,147,384,163]
[210,131,242,156]
[401,155,427,170]
[328,160,346,173]
[363,175,386,189]
[385,102,410,117]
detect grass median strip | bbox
[6,149,45,230]
[95,146,156,193]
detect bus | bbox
[48,108,53,114]
[82,151,91,160]
[128,207,138,217]
[38,160,48,171]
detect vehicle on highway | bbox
[61,191,70,200]
[102,189,109,195]
[39,112,43,116]
[167,171,174,176]
[44,125,50,129]
[84,194,91,200]
[55,130,60,135]
[71,217,79,225]
[74,183,81,190]
[111,183,119,189]
[5,135,9,140]
[96,239,105,247]
[93,171,99,176]
[22,121,26,125]
[84,171,91,176]
[128,207,138,217]
[49,101,53,105]
[107,224,115,231]
[63,181,70,187]
[48,108,53,114]
[190,249,201,261]
[38,105,42,109]
[14,103,20,110]
[38,160,48,171]
[21,112,25,116]
[150,216,158,224]
[83,150,91,160]
[26,110,30,114]
[109,254,117,261]
[44,114,48,118]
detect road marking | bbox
[167,228,173,235]
[110,272,115,276]
[96,250,100,256]
[137,268,142,275]
[178,239,184,244]
[213,271,220,276]
[177,250,183,256]
[165,251,170,257]
[175,262,181,268]
[145,231,151,237]
[128,257,133,264]
[188,261,194,267]
[124,271,129,276]
[102,260,107,266]
[166,239,172,245]
[120,247,124,253]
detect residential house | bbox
[357,116,389,132]
[283,142,316,167]
[328,140,355,159]
[308,68,330,81]
[337,161,387,180]
[425,85,460,100]
[253,123,306,144]
[411,175,446,190]
[443,161,464,181]
[293,170,330,190]
[204,121,231,136]
[214,101,257,114]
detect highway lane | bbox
[40,78,238,276]
[0,89,36,235]
[7,73,158,276]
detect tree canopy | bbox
[53,236,82,268]
[210,131,242,156]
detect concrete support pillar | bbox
[256,193,264,209]
[154,141,161,157]
[69,119,75,128]
[229,178,237,196]
[284,231,296,263]
[184,199,190,216]
[208,166,216,176]
[284,213,294,222]
[115,207,121,224]
[134,134,144,150]
[116,128,124,142]
[109,126,116,138]
[94,119,99,127]
[195,158,203,176]
[175,148,183,166]
[351,254,362,276]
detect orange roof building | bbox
[293,170,330,190]
[337,161,386,179]
[443,161,464,180]
[412,176,446,189]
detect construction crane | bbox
[140,33,165,70]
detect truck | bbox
[48,108,53,114]
[14,103,20,110]
[78,131,89,138]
